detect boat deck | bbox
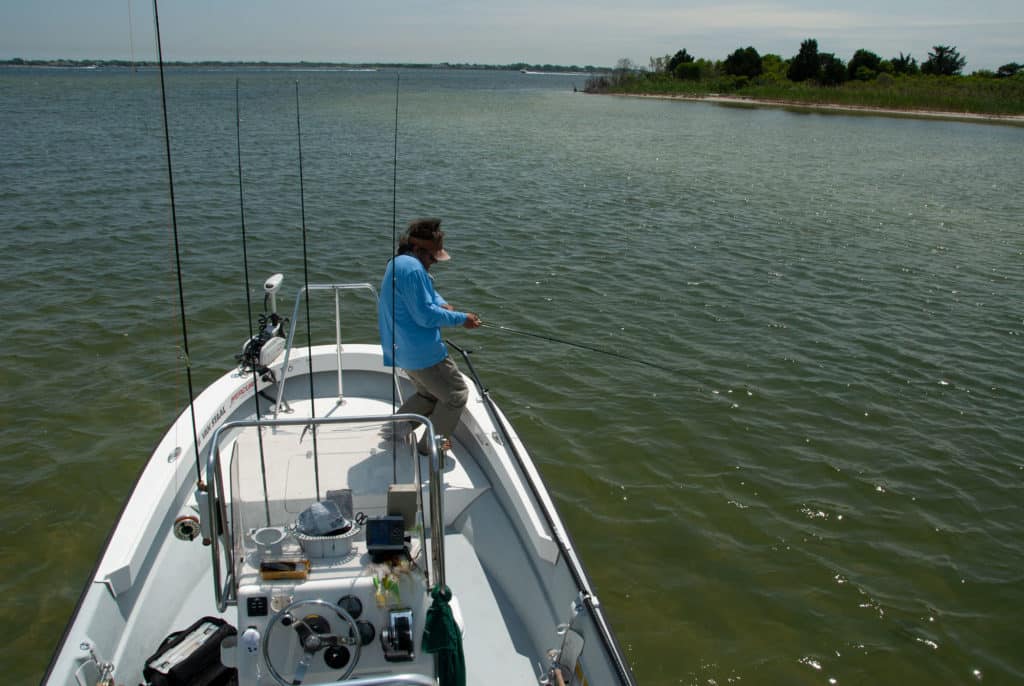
[44,343,630,686]
[216,393,536,683]
[224,394,490,531]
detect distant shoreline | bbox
[613,92,1024,126]
[0,59,606,73]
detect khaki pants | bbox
[400,356,469,453]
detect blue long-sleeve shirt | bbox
[378,254,467,370]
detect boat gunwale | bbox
[450,341,638,685]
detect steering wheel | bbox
[262,598,362,685]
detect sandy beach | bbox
[615,92,1024,126]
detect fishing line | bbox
[480,322,684,376]
[234,79,272,525]
[153,0,203,485]
[294,80,321,498]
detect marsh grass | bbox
[599,73,1024,116]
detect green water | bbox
[2,67,1022,685]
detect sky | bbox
[1,0,1022,72]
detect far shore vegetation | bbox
[585,42,1024,116]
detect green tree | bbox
[921,45,966,76]
[997,62,1021,78]
[891,52,919,75]
[847,49,882,80]
[788,38,820,81]
[819,53,847,85]
[667,49,695,74]
[674,61,701,80]
[724,46,763,78]
[695,58,717,78]
[760,54,788,81]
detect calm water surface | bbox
[1,67,1022,685]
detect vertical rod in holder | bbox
[335,287,344,403]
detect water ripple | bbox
[4,68,1023,685]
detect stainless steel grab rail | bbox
[274,282,379,418]
[205,411,445,612]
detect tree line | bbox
[588,40,1022,91]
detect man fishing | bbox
[378,217,481,455]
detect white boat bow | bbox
[45,279,635,686]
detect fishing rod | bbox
[234,79,272,525]
[153,0,203,486]
[480,322,685,376]
[294,80,322,498]
[235,79,260,416]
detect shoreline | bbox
[612,92,1024,126]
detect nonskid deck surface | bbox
[226,395,487,522]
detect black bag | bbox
[143,616,237,686]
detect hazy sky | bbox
[2,0,1021,71]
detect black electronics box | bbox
[366,515,405,553]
